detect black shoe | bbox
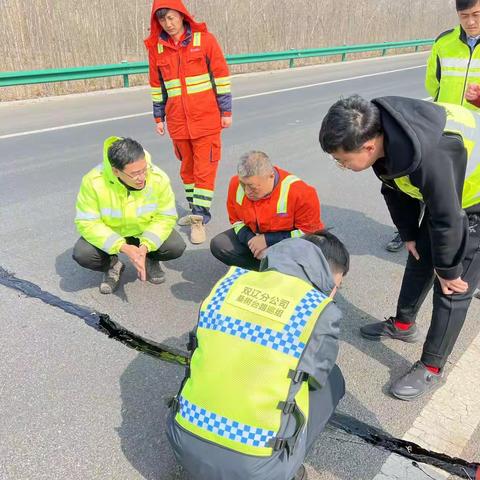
[292,465,307,480]
[390,361,443,401]
[386,232,404,252]
[360,317,420,343]
[474,289,480,300]
[146,258,165,284]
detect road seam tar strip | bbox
[0,64,425,140]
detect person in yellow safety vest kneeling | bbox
[166,231,349,480]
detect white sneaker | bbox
[177,214,193,226]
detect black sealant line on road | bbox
[0,266,189,367]
[1,265,479,479]
[330,413,479,479]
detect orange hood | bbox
[144,0,207,48]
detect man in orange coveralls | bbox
[145,0,232,244]
[210,151,325,271]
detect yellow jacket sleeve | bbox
[75,177,125,254]
[425,43,440,100]
[139,173,178,252]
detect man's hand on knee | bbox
[248,234,267,259]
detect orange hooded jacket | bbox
[145,0,232,140]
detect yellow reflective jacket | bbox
[174,266,333,457]
[75,136,178,254]
[425,25,480,110]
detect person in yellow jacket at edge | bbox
[166,231,349,480]
[385,0,480,270]
[73,137,186,294]
[455,0,480,299]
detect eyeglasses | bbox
[331,155,348,170]
[120,165,151,180]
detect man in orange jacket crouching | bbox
[145,0,232,245]
[210,151,325,271]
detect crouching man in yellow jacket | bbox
[73,136,186,294]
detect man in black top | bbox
[319,95,480,400]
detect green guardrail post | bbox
[382,48,387,56]
[342,52,347,61]
[121,60,129,87]
[415,45,419,52]
[289,48,295,68]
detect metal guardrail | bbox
[0,39,433,88]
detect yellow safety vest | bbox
[394,103,480,209]
[174,266,332,456]
[425,26,480,110]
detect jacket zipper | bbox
[178,41,193,138]
[461,44,476,105]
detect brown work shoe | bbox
[99,257,125,294]
[190,215,206,244]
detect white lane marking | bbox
[0,65,426,140]
[0,112,151,140]
[230,65,425,101]
[373,330,480,479]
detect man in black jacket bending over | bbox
[319,95,480,401]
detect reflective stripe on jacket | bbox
[425,26,480,110]
[393,103,480,210]
[174,266,332,456]
[75,136,178,254]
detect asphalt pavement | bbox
[1,51,479,480]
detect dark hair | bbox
[155,8,180,20]
[107,138,144,171]
[456,0,480,11]
[319,94,382,153]
[302,230,350,276]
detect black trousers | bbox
[72,230,186,272]
[395,214,480,368]
[210,228,261,271]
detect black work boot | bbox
[386,232,404,252]
[99,256,125,294]
[390,361,443,401]
[291,465,307,480]
[146,257,165,284]
[360,317,421,343]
